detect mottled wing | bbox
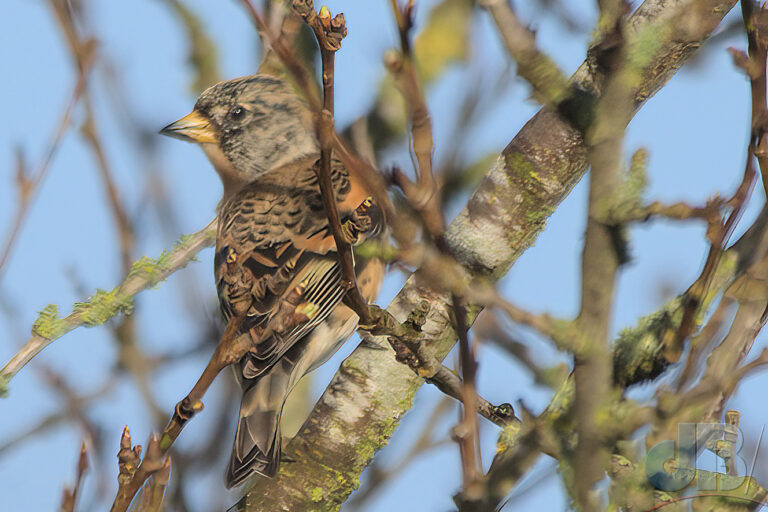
[214,156,377,378]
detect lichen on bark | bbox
[235,2,737,510]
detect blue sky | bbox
[1,1,765,511]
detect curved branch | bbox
[235,1,737,510]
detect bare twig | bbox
[81,106,136,274]
[387,1,444,238]
[291,1,374,323]
[739,1,768,201]
[113,427,166,512]
[676,295,736,390]
[0,43,95,283]
[238,0,321,109]
[480,0,570,106]
[383,302,515,428]
[665,3,768,363]
[666,158,757,362]
[49,0,169,434]
[111,318,249,512]
[238,0,394,223]
[617,198,725,224]
[60,442,89,512]
[468,284,575,350]
[457,401,569,511]
[452,296,483,499]
[385,5,488,498]
[159,319,247,449]
[48,0,136,275]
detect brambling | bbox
[161,74,384,487]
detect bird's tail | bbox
[225,306,362,488]
[225,360,290,488]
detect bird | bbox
[160,74,385,488]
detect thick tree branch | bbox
[1,1,738,508]
[236,1,737,510]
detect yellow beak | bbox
[159,110,218,143]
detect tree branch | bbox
[571,2,632,507]
[480,0,570,107]
[0,42,95,284]
[0,220,217,395]
[236,1,737,510]
[292,1,374,322]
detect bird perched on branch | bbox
[161,74,384,487]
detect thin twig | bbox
[113,427,165,512]
[618,198,725,224]
[480,0,570,106]
[238,0,321,110]
[48,0,136,275]
[661,4,766,362]
[361,299,514,428]
[468,283,574,349]
[111,318,248,512]
[81,105,136,274]
[292,1,372,321]
[385,328,515,428]
[386,6,490,497]
[666,103,759,362]
[60,441,89,512]
[0,44,95,283]
[453,296,483,499]
[238,0,394,221]
[387,1,444,238]
[739,1,768,201]
[50,0,164,435]
[676,296,736,390]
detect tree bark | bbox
[234,1,737,510]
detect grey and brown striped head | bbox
[161,75,318,190]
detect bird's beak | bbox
[159,110,218,143]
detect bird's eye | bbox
[229,106,246,120]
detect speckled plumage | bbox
[161,74,385,487]
[196,75,319,188]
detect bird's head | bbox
[161,74,318,193]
